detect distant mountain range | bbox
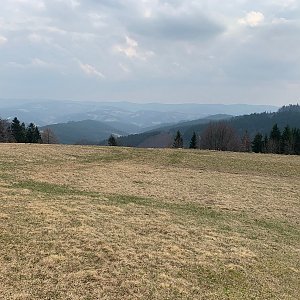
[0,99,283,145]
[0,99,277,133]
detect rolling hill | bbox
[115,105,300,148]
[41,120,127,145]
[0,99,277,132]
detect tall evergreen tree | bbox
[189,132,197,149]
[11,117,26,143]
[262,134,269,153]
[108,134,117,146]
[292,128,300,155]
[33,126,42,143]
[26,123,41,143]
[252,133,263,153]
[269,124,281,153]
[173,130,183,148]
[281,125,293,154]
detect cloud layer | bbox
[0,0,299,105]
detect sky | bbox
[0,0,299,105]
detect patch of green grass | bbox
[167,151,186,165]
[82,148,136,163]
[108,194,300,246]
[0,161,19,171]
[253,218,300,240]
[12,180,76,195]
[11,180,101,200]
[108,194,227,223]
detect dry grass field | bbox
[0,144,299,299]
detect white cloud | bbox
[31,58,54,68]
[79,62,105,79]
[119,63,131,73]
[14,0,46,11]
[28,33,47,43]
[0,36,7,45]
[238,11,265,27]
[114,36,154,60]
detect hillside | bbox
[115,114,233,147]
[0,144,299,299]
[41,120,127,145]
[116,105,300,147]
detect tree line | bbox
[252,124,300,155]
[0,117,58,144]
[172,122,300,155]
[107,121,300,155]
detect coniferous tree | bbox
[293,128,300,155]
[108,134,117,146]
[11,117,26,142]
[269,124,281,153]
[26,123,41,143]
[189,132,197,149]
[173,130,183,148]
[281,125,293,154]
[262,134,269,153]
[33,126,42,143]
[252,133,263,153]
[21,122,26,140]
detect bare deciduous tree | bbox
[241,130,251,152]
[41,128,59,144]
[0,119,14,143]
[200,122,240,151]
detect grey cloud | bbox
[127,14,224,41]
[220,20,300,84]
[0,0,299,105]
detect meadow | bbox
[0,144,299,299]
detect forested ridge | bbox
[1,104,300,155]
[113,104,300,151]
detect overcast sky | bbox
[0,0,299,105]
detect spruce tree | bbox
[189,132,197,149]
[11,117,26,143]
[262,135,269,153]
[292,128,300,155]
[173,130,183,148]
[252,133,263,153]
[281,125,293,154]
[33,126,42,143]
[26,123,41,143]
[108,134,117,146]
[269,124,281,153]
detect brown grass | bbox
[0,144,299,299]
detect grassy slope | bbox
[0,144,299,299]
